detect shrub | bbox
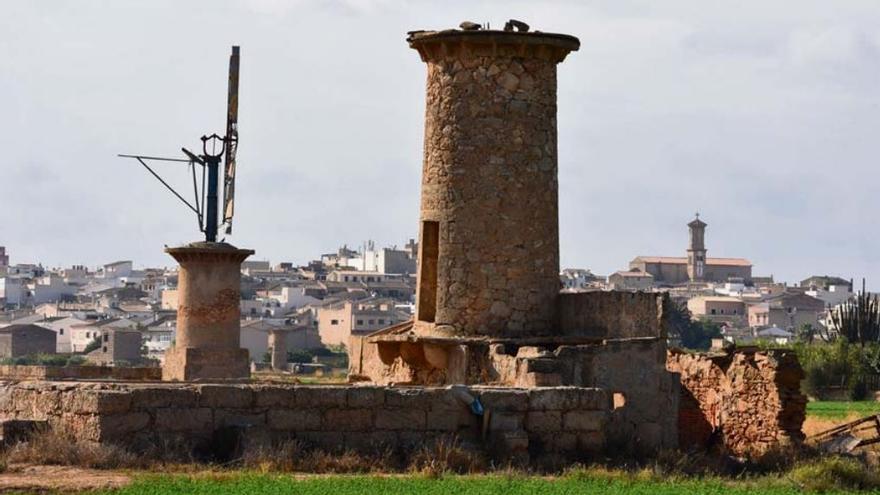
[82,337,102,354]
[789,457,880,492]
[795,340,880,400]
[3,430,140,469]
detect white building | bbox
[69,318,138,352]
[0,278,26,306]
[36,315,85,353]
[805,284,852,308]
[101,261,133,279]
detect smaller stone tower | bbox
[163,242,253,381]
[687,214,707,282]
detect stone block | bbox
[154,408,213,432]
[214,409,266,428]
[426,408,464,432]
[575,388,610,410]
[62,391,130,415]
[267,409,321,431]
[636,422,663,451]
[478,389,529,412]
[17,389,62,417]
[563,411,605,431]
[375,408,426,430]
[384,388,431,408]
[488,412,523,432]
[98,412,151,440]
[577,431,604,453]
[295,387,347,408]
[130,387,199,409]
[491,430,529,460]
[324,408,373,432]
[162,347,250,381]
[62,413,101,441]
[254,386,296,407]
[528,388,578,411]
[198,385,254,409]
[346,387,384,408]
[0,386,14,411]
[525,410,562,433]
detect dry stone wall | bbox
[0,381,609,462]
[666,348,806,457]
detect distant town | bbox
[0,214,858,368]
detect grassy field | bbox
[93,472,861,495]
[807,401,880,420]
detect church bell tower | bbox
[687,213,707,282]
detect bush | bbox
[3,430,140,469]
[82,337,102,354]
[287,350,313,364]
[789,457,880,492]
[794,340,879,400]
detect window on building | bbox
[86,332,91,338]
[331,319,339,325]
[710,309,716,315]
[368,319,375,325]
[357,319,364,325]
[59,328,64,335]
[378,319,385,325]
[102,346,107,353]
[103,334,109,342]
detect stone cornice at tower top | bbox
[407,28,580,63]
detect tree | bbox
[666,301,722,350]
[82,337,102,354]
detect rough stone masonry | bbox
[0,382,608,461]
[409,28,579,339]
[667,348,807,457]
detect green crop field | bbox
[92,471,876,495]
[807,401,880,419]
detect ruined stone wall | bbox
[554,339,679,452]
[411,32,577,338]
[0,365,160,381]
[0,381,609,462]
[666,348,806,457]
[557,292,667,339]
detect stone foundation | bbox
[355,292,679,453]
[0,381,609,462]
[162,347,250,381]
[666,348,807,457]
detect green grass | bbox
[91,472,871,495]
[807,401,880,419]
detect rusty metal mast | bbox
[119,46,241,244]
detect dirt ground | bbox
[0,464,130,492]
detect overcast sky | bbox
[2,0,879,286]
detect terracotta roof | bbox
[632,256,751,267]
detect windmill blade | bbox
[222,45,240,234]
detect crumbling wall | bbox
[554,338,679,452]
[666,348,806,457]
[557,292,666,339]
[0,382,609,462]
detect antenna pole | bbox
[201,134,227,243]
[205,155,220,242]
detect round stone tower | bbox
[409,24,579,338]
